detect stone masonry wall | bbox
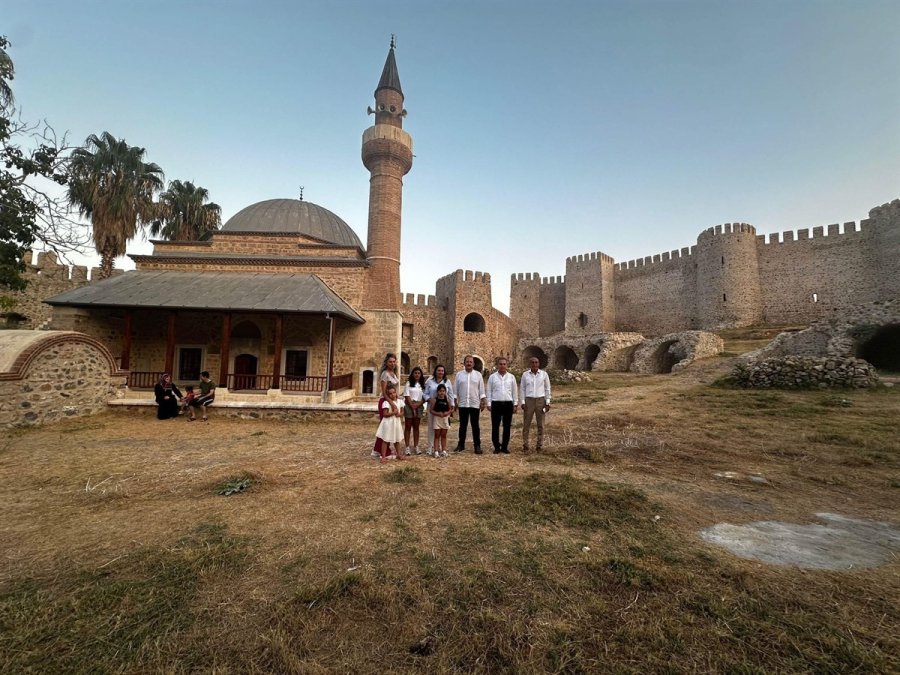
[566,252,615,336]
[0,331,125,427]
[2,251,111,329]
[614,249,697,335]
[400,293,450,372]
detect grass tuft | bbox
[383,465,423,484]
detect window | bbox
[812,293,818,303]
[177,347,202,381]
[463,312,486,332]
[402,323,414,340]
[285,349,309,377]
[723,293,727,302]
[577,312,588,328]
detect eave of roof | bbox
[129,254,368,267]
[44,271,365,323]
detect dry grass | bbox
[1,355,898,672]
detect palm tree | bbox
[0,36,15,111]
[150,179,221,241]
[67,132,164,278]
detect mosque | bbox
[45,44,522,400]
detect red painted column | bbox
[120,312,132,370]
[272,314,283,389]
[164,312,176,374]
[219,313,231,389]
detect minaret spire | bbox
[361,40,414,311]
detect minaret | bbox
[362,38,413,309]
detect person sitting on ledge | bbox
[154,373,183,420]
[190,371,216,421]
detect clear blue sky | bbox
[6,0,899,313]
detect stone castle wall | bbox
[1,251,113,329]
[510,199,900,337]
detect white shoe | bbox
[426,448,433,456]
[414,447,422,455]
[405,447,411,456]
[441,451,448,458]
[371,450,379,458]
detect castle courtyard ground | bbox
[1,351,898,672]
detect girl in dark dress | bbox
[154,373,183,420]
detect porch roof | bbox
[44,271,364,323]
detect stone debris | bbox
[700,513,900,570]
[728,356,879,389]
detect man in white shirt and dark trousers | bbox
[486,357,518,454]
[519,356,551,453]
[454,355,486,453]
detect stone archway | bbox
[552,345,578,370]
[856,323,900,372]
[400,351,410,375]
[522,346,548,369]
[583,343,602,371]
[471,355,484,372]
[651,340,683,373]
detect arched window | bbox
[463,313,486,332]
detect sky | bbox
[5,0,899,314]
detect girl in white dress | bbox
[376,386,405,463]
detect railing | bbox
[282,373,354,393]
[128,371,354,392]
[127,371,165,389]
[331,373,353,390]
[227,373,274,391]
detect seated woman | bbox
[154,373,183,420]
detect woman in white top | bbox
[372,353,400,459]
[403,366,425,455]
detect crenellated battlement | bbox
[756,220,864,245]
[21,250,108,282]
[697,222,757,240]
[402,293,437,307]
[565,250,615,265]
[615,246,696,271]
[439,268,492,285]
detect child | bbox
[376,385,406,463]
[404,367,425,455]
[429,383,452,458]
[180,385,197,418]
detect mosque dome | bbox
[220,198,363,249]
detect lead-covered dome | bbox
[221,199,363,249]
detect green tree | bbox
[67,132,164,278]
[150,179,221,241]
[1,36,84,291]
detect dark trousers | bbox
[490,401,514,451]
[457,407,481,448]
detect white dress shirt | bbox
[519,369,551,405]
[486,371,518,406]
[454,369,486,408]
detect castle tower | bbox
[695,223,763,328]
[362,39,414,310]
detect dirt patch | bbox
[700,513,900,569]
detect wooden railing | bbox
[127,371,165,389]
[128,371,353,392]
[331,373,353,390]
[227,373,274,391]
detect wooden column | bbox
[164,312,176,374]
[120,312,132,370]
[322,314,336,402]
[219,313,231,389]
[272,314,283,390]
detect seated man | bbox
[190,371,216,421]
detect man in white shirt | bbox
[454,355,486,453]
[519,356,551,453]
[486,357,518,454]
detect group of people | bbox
[154,371,216,421]
[372,353,551,463]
